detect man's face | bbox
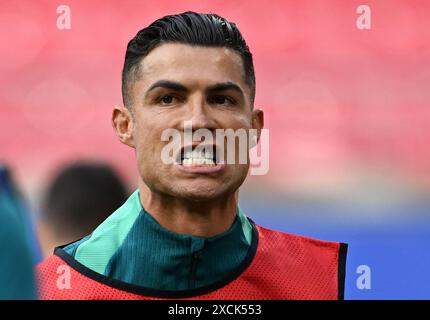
[115,43,263,201]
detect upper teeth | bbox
[183,150,213,160]
[182,150,215,165]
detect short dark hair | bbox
[122,11,255,108]
[42,161,128,239]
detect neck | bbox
[138,181,238,237]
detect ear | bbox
[112,106,135,148]
[251,108,264,146]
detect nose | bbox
[179,96,217,132]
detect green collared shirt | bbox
[64,190,253,290]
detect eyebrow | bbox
[147,80,188,93]
[206,81,245,99]
[146,80,245,99]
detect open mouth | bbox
[174,144,221,167]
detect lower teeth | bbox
[182,158,215,166]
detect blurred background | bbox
[0,0,429,299]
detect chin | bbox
[172,183,228,202]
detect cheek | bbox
[224,113,253,130]
[134,125,161,162]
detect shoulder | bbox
[249,224,347,299]
[36,251,108,300]
[37,253,63,273]
[255,223,344,248]
[36,254,67,299]
[253,223,347,265]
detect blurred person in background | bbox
[37,161,128,258]
[0,165,36,299]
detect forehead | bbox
[137,43,248,89]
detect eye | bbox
[159,95,176,106]
[209,95,236,106]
